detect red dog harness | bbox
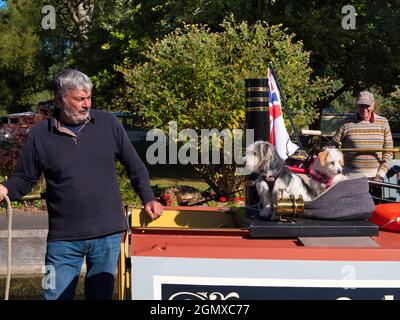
[288,156,334,190]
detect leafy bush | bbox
[115,161,142,207]
[0,114,47,177]
[104,18,333,195]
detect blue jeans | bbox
[44,232,122,300]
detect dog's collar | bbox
[260,162,286,184]
[309,157,334,189]
[310,170,334,189]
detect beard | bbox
[61,104,90,125]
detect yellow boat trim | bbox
[131,207,249,229]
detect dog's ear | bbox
[266,142,279,163]
[338,150,344,167]
[260,142,269,158]
[339,156,344,167]
[317,149,329,166]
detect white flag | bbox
[268,68,299,159]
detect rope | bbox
[2,194,12,300]
[246,201,262,211]
[380,217,400,229]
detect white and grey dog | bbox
[309,147,347,196]
[245,141,313,218]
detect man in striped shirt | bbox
[332,91,393,182]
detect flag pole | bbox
[268,63,304,151]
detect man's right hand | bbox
[0,184,8,202]
[144,200,163,220]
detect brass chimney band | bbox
[246,87,269,92]
[246,106,269,112]
[245,97,269,103]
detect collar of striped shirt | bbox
[356,111,375,123]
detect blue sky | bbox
[0,0,5,8]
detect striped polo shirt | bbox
[332,113,393,178]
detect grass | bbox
[0,274,118,300]
[151,178,209,193]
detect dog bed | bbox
[303,176,375,220]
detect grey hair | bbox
[53,69,93,100]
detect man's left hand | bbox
[144,200,163,220]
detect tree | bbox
[105,1,400,127]
[263,0,400,127]
[57,0,281,111]
[123,19,333,195]
[0,0,44,113]
[2,0,399,125]
[0,0,125,112]
[43,0,150,111]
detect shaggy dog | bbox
[245,141,313,218]
[309,147,348,196]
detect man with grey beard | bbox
[0,69,163,299]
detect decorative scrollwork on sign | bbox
[169,291,240,300]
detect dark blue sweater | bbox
[3,110,154,241]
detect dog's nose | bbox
[337,169,342,174]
